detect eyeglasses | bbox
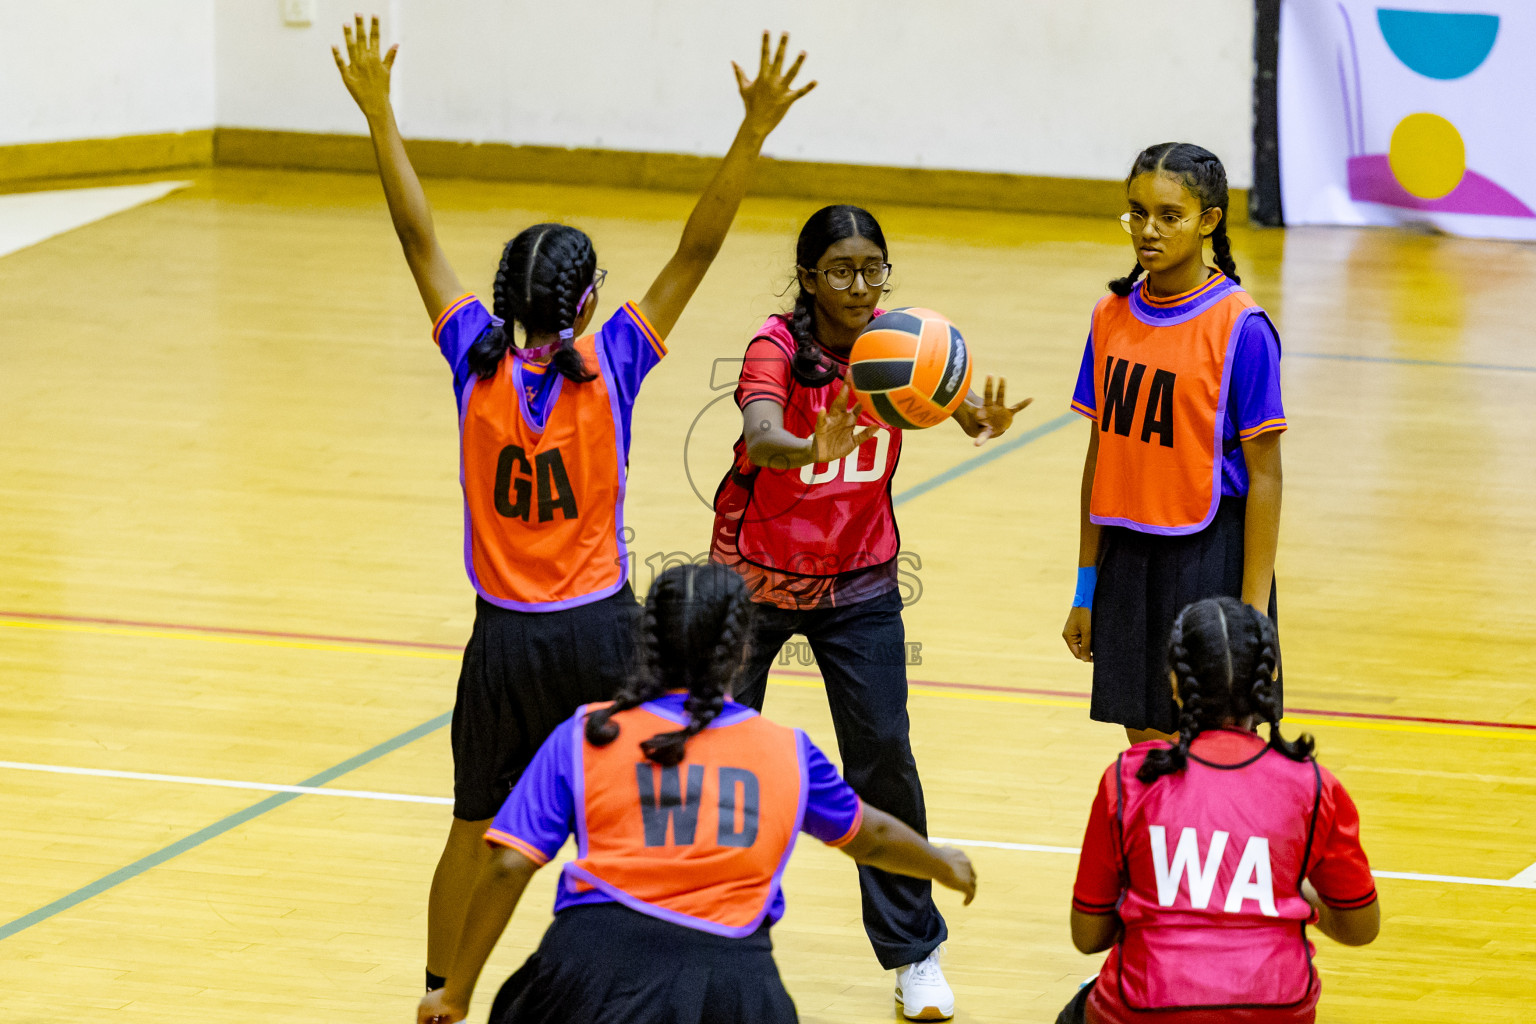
[577,268,608,310]
[1119,211,1211,238]
[802,262,892,290]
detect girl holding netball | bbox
[1062,143,1285,744]
[710,204,1026,1020]
[332,17,816,993]
[1059,597,1379,1024]
[417,564,977,1024]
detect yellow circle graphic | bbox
[1388,113,1466,200]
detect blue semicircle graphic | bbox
[1378,9,1499,80]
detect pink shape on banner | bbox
[1347,155,1535,217]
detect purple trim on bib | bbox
[1088,305,1254,537]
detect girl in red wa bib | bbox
[417,564,977,1024]
[1061,143,1287,745]
[711,205,1027,1020]
[1059,597,1380,1024]
[333,19,816,993]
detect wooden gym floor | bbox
[1,168,1533,1023]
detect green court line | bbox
[893,411,1079,506]
[0,408,1078,941]
[0,711,451,943]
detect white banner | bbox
[1279,0,1536,240]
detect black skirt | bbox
[451,587,639,821]
[1090,495,1280,733]
[489,903,798,1024]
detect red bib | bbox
[714,316,901,579]
[1097,735,1324,1013]
[567,703,808,937]
[1089,279,1261,535]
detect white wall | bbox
[215,0,1257,186]
[0,1,1256,186]
[0,0,214,145]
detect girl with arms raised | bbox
[332,16,815,994]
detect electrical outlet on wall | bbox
[281,0,317,27]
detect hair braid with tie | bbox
[466,222,598,383]
[1138,596,1310,783]
[585,564,756,766]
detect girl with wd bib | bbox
[418,564,976,1024]
[1059,597,1379,1024]
[1061,143,1285,744]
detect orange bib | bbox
[567,704,807,937]
[1089,282,1260,535]
[459,335,626,609]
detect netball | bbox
[848,307,974,429]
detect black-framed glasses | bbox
[802,262,892,290]
[591,268,608,291]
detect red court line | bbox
[0,609,462,651]
[773,669,1536,733]
[7,609,1535,734]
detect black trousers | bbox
[734,587,947,970]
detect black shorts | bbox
[490,903,797,1024]
[1090,495,1281,733]
[451,586,638,821]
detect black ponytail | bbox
[1112,142,1240,295]
[467,223,598,383]
[787,204,888,387]
[585,563,755,766]
[1138,596,1308,784]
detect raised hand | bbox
[970,375,1033,447]
[332,14,397,118]
[810,386,879,465]
[733,31,817,140]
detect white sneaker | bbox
[894,945,954,1021]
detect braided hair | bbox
[585,563,756,767]
[466,222,599,383]
[787,205,888,387]
[1137,596,1312,784]
[1110,143,1240,297]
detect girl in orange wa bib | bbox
[1059,597,1380,1024]
[332,18,816,994]
[1062,144,1286,744]
[417,565,976,1024]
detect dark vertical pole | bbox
[1251,0,1284,226]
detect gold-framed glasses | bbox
[803,262,892,290]
[1119,210,1210,237]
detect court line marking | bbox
[892,411,1079,506]
[7,615,1534,737]
[1288,351,1536,375]
[0,712,451,943]
[0,758,1527,891]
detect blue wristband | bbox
[1072,566,1097,610]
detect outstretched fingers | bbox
[783,49,805,87]
[852,425,879,448]
[771,31,787,73]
